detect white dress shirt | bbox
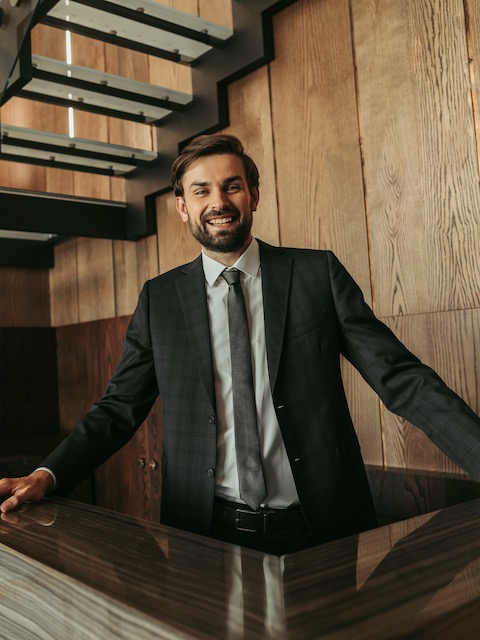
[202,238,299,508]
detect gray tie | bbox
[221,268,267,511]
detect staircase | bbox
[0,0,297,267]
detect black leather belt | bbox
[213,498,306,534]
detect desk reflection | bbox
[2,498,480,638]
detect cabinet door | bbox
[94,398,163,521]
[58,315,163,520]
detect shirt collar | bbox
[202,238,260,286]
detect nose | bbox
[209,188,230,210]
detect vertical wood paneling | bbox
[50,239,79,327]
[30,24,66,60]
[0,268,50,327]
[156,191,199,274]
[353,0,480,317]
[76,237,115,322]
[466,0,480,187]
[199,0,233,27]
[269,0,382,464]
[0,159,46,191]
[57,316,162,520]
[269,0,372,298]
[222,66,280,247]
[56,316,131,430]
[382,310,480,473]
[113,235,160,316]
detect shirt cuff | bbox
[34,467,57,491]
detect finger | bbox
[0,510,20,526]
[0,493,23,513]
[0,477,15,498]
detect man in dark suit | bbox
[2,134,480,554]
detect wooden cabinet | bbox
[57,317,162,521]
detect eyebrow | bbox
[188,175,245,192]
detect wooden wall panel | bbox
[467,0,480,173]
[57,316,130,429]
[269,0,372,299]
[0,267,50,327]
[76,237,115,322]
[1,97,68,134]
[222,66,280,247]
[113,235,160,316]
[353,0,480,317]
[382,310,480,473]
[199,0,233,26]
[57,316,162,520]
[50,239,79,327]
[269,0,382,464]
[0,160,46,191]
[156,191,199,274]
[31,24,66,60]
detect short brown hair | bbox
[171,134,260,197]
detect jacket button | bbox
[207,468,216,477]
[209,415,216,424]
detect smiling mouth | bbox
[207,216,236,226]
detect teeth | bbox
[208,217,234,225]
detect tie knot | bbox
[221,268,241,286]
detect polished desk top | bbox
[2,497,480,639]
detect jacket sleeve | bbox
[41,282,159,490]
[326,251,480,481]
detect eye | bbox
[194,188,208,196]
[226,184,240,193]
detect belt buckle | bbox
[234,508,275,533]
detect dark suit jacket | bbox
[42,241,480,543]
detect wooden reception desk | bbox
[2,497,480,639]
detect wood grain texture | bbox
[199,0,233,27]
[467,0,480,174]
[30,23,66,60]
[148,57,192,94]
[49,239,79,327]
[56,316,162,519]
[269,0,382,465]
[353,0,480,317]
[381,309,480,473]
[221,66,280,247]
[269,0,372,299]
[4,497,480,638]
[76,237,115,322]
[156,191,200,274]
[113,235,160,316]
[0,267,50,327]
[56,317,130,430]
[0,159,46,191]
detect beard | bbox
[187,206,253,254]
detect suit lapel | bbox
[176,256,216,410]
[259,241,292,391]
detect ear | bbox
[176,197,189,222]
[251,186,260,212]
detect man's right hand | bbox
[0,471,54,513]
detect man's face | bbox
[175,154,259,258]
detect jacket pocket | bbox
[289,310,327,340]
